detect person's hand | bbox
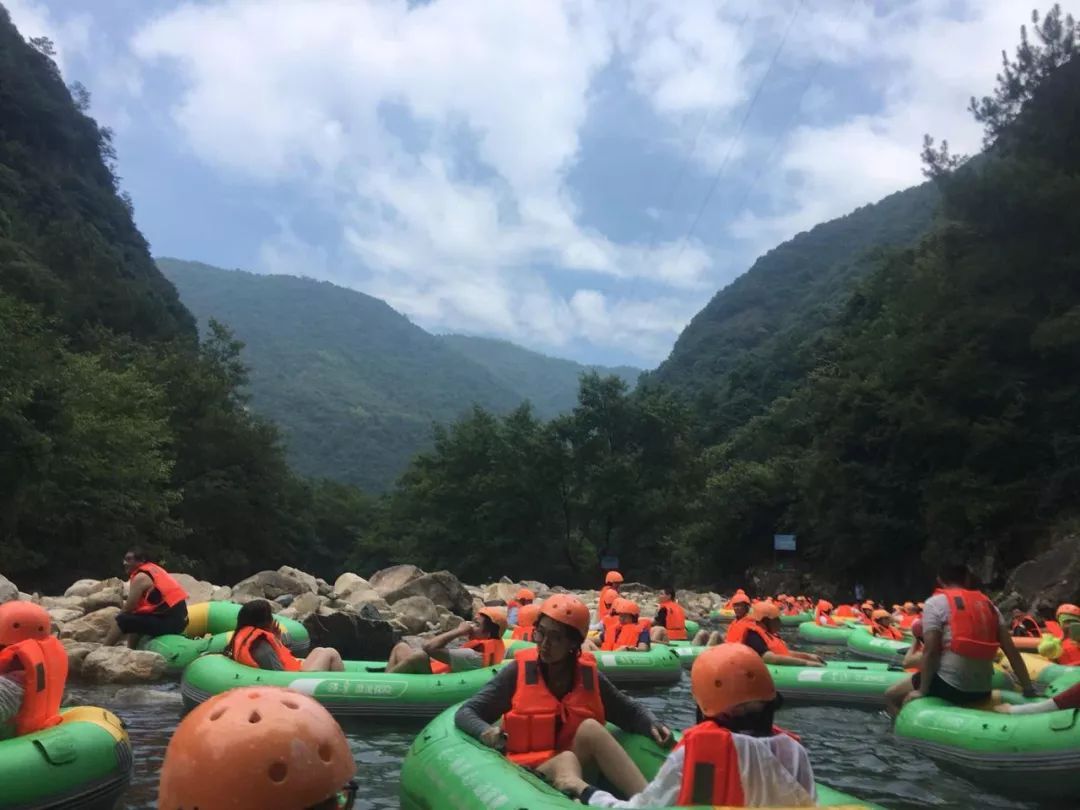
[907,689,925,701]
[479,726,506,750]
[650,723,672,747]
[805,659,826,667]
[1022,686,1037,699]
[993,703,1015,714]
[456,621,475,637]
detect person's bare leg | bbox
[537,751,586,794]
[884,677,914,719]
[302,648,345,672]
[650,626,669,644]
[690,629,709,646]
[386,642,431,674]
[102,622,124,647]
[707,631,722,646]
[570,718,647,797]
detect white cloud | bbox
[4,0,91,75]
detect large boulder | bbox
[369,564,424,596]
[278,591,325,622]
[0,573,18,604]
[172,574,220,605]
[482,582,520,603]
[303,608,398,661]
[47,607,85,625]
[59,607,120,643]
[1004,534,1080,612]
[278,566,319,594]
[232,570,315,603]
[332,573,390,612]
[65,579,102,598]
[81,647,167,684]
[39,595,86,611]
[390,595,439,635]
[384,571,473,617]
[80,579,126,613]
[62,641,103,678]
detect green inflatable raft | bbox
[895,696,1080,800]
[797,620,856,645]
[0,706,132,810]
[846,628,911,664]
[181,653,501,720]
[141,600,310,673]
[780,611,812,626]
[504,640,683,687]
[400,706,880,809]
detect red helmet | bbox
[728,593,751,607]
[1057,604,1080,623]
[0,601,52,646]
[815,599,833,613]
[691,645,776,718]
[476,606,508,634]
[516,604,541,628]
[613,598,640,618]
[604,570,624,585]
[871,609,892,623]
[751,602,780,621]
[538,594,590,638]
[515,588,535,602]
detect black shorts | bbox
[911,672,990,705]
[115,601,188,638]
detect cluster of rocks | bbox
[0,566,735,687]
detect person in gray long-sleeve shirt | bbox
[455,594,670,800]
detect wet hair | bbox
[696,695,783,737]
[228,600,277,660]
[938,563,970,586]
[477,615,501,639]
[126,547,152,563]
[663,585,676,599]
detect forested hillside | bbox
[359,8,1080,593]
[161,259,638,488]
[0,10,370,590]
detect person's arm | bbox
[0,674,25,724]
[250,638,285,671]
[422,622,473,663]
[454,664,517,747]
[998,625,1035,697]
[654,606,667,627]
[914,628,942,699]
[598,671,666,742]
[123,572,152,612]
[901,647,923,669]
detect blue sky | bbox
[6,0,1069,367]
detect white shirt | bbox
[922,591,1004,693]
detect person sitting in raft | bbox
[386,606,507,674]
[511,604,540,642]
[585,599,650,653]
[103,547,189,648]
[870,609,904,641]
[650,586,688,643]
[1035,603,1080,666]
[884,618,926,718]
[897,602,920,629]
[545,643,817,807]
[227,600,344,672]
[455,594,671,799]
[1010,608,1042,638]
[507,587,535,627]
[906,563,1035,708]
[158,686,359,809]
[0,601,67,740]
[723,592,753,642]
[734,603,825,668]
[814,599,839,626]
[597,570,624,623]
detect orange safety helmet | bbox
[604,570,624,585]
[516,604,541,627]
[157,687,355,810]
[538,594,591,638]
[751,602,780,621]
[903,601,916,612]
[911,618,924,639]
[476,606,508,634]
[1057,604,1080,623]
[815,599,833,613]
[613,598,640,618]
[728,593,751,607]
[515,587,535,602]
[0,601,52,646]
[691,644,777,718]
[871,609,892,622]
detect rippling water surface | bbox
[70,640,1061,809]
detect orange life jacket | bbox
[511,625,535,642]
[130,563,188,615]
[659,600,688,640]
[600,614,621,644]
[430,637,505,674]
[230,626,302,672]
[1059,638,1080,666]
[503,647,606,767]
[898,614,917,629]
[1010,614,1041,638]
[872,623,904,641]
[0,637,68,736]
[675,721,801,806]
[938,588,1000,661]
[834,605,857,618]
[598,586,618,616]
[742,622,790,656]
[1046,620,1064,639]
[602,621,643,652]
[725,616,756,644]
[815,610,838,627]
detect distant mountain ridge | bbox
[158,259,639,490]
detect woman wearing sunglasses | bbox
[455,594,671,799]
[157,686,359,809]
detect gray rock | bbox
[172,573,219,605]
[61,641,102,677]
[39,595,86,612]
[0,573,18,603]
[211,585,232,601]
[47,607,85,625]
[316,578,333,597]
[384,571,473,617]
[65,579,103,598]
[303,609,398,660]
[60,606,120,643]
[283,591,324,621]
[1004,534,1080,612]
[369,564,425,596]
[277,565,319,593]
[275,594,295,607]
[80,579,126,612]
[232,570,314,602]
[81,647,167,684]
[390,595,439,634]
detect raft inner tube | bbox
[797,621,856,645]
[846,628,911,664]
[503,641,682,687]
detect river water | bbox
[69,640,1056,810]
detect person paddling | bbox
[103,548,189,648]
[386,607,506,674]
[0,601,67,739]
[227,599,344,672]
[455,595,670,799]
[545,644,817,806]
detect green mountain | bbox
[648,181,941,437]
[158,260,638,490]
[439,334,639,419]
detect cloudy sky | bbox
[5,0,1069,367]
